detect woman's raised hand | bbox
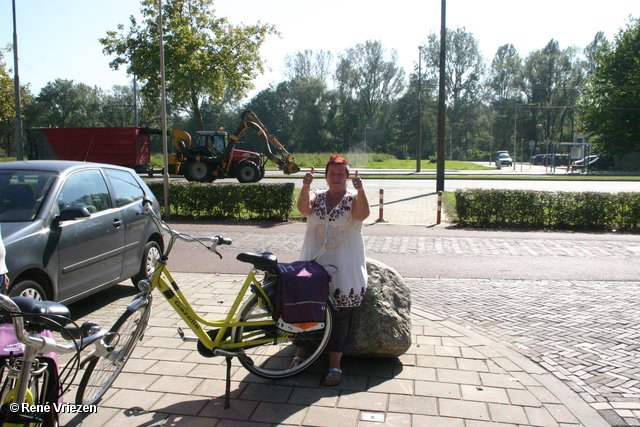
[303,166,315,187]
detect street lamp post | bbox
[417,46,423,172]
[513,107,518,171]
[12,0,23,160]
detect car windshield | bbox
[498,153,510,158]
[0,170,57,222]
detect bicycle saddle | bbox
[11,297,72,330]
[236,250,278,271]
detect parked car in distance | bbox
[571,155,612,171]
[495,152,513,167]
[0,161,164,303]
[531,154,548,165]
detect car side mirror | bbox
[54,206,91,224]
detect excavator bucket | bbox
[281,160,301,175]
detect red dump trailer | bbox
[26,127,159,174]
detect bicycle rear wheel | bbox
[75,297,151,406]
[233,283,332,379]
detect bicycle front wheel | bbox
[75,297,151,406]
[233,288,332,379]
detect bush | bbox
[455,189,640,231]
[147,181,295,222]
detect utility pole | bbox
[159,0,170,218]
[12,0,23,160]
[417,45,422,172]
[436,0,447,192]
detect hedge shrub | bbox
[147,181,295,221]
[455,189,640,231]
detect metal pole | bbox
[417,46,422,173]
[12,0,23,160]
[435,0,447,193]
[159,0,170,218]
[513,106,517,171]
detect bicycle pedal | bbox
[177,327,198,342]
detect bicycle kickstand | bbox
[224,355,232,409]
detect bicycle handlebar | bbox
[0,293,108,356]
[141,198,232,259]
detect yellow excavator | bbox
[169,110,300,183]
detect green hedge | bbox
[147,181,295,221]
[455,189,640,231]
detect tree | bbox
[521,40,584,145]
[100,0,277,131]
[488,44,522,103]
[424,28,485,159]
[0,51,12,124]
[333,40,405,152]
[580,17,640,156]
[0,50,14,156]
[584,31,608,77]
[27,79,104,128]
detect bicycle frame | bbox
[141,258,280,356]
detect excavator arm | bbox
[229,110,300,175]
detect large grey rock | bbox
[344,258,412,357]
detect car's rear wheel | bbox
[8,279,49,301]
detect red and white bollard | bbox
[436,191,442,224]
[375,188,387,223]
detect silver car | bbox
[0,161,163,303]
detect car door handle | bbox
[113,219,123,228]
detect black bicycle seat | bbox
[236,250,278,271]
[11,297,71,330]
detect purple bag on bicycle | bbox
[273,260,329,325]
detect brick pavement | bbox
[60,273,608,427]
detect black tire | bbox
[75,299,151,406]
[236,161,260,183]
[8,279,48,301]
[233,281,332,379]
[255,165,266,182]
[184,160,213,182]
[131,240,161,289]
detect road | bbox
[165,221,640,282]
[155,163,640,193]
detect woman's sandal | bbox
[322,368,343,387]
[289,356,306,368]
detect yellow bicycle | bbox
[75,199,333,407]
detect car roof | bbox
[0,160,134,174]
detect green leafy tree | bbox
[333,40,405,152]
[488,44,522,103]
[281,50,334,152]
[0,50,15,156]
[0,51,12,124]
[100,0,277,131]
[27,79,104,128]
[424,28,485,159]
[520,40,584,145]
[98,84,138,127]
[580,17,640,156]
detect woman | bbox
[296,155,370,386]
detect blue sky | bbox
[1,0,636,97]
